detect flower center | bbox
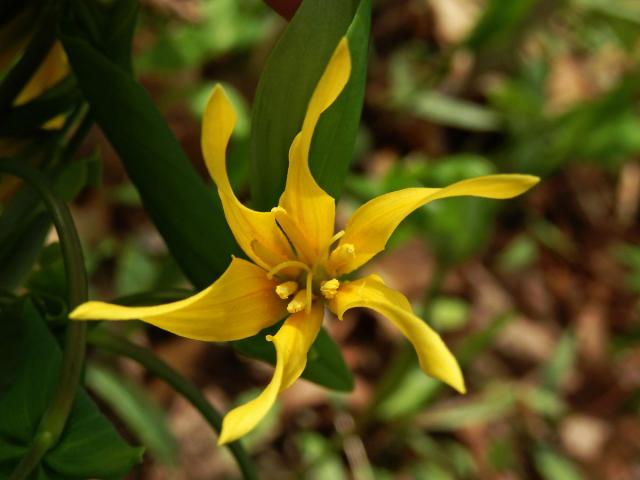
[269,259,341,314]
[266,217,352,313]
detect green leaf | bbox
[0,179,49,291]
[0,300,142,477]
[114,241,161,297]
[0,212,49,290]
[53,150,102,202]
[310,0,371,199]
[61,18,240,288]
[427,296,470,332]
[0,152,101,292]
[401,91,502,132]
[534,446,583,480]
[234,319,354,392]
[464,0,539,52]
[250,0,370,207]
[416,383,518,431]
[86,364,179,466]
[373,314,514,420]
[540,332,577,391]
[297,432,348,480]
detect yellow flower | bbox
[70,38,539,445]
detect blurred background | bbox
[66,0,640,478]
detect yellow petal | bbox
[218,302,324,445]
[331,174,539,275]
[329,275,465,393]
[202,85,294,269]
[278,38,351,259]
[14,41,69,106]
[70,257,286,342]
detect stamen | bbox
[329,243,356,271]
[275,281,299,299]
[287,289,308,314]
[267,260,310,279]
[317,230,345,263]
[320,279,340,299]
[305,271,313,314]
[327,230,345,248]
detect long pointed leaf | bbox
[250,0,370,207]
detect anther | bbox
[320,279,340,299]
[275,281,299,299]
[287,289,308,314]
[329,243,356,270]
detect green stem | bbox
[0,159,88,480]
[87,329,259,480]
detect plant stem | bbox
[87,328,260,480]
[0,159,88,480]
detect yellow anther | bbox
[320,279,340,299]
[275,281,299,299]
[329,243,356,270]
[287,289,308,314]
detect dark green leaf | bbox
[0,300,143,477]
[310,0,371,199]
[53,150,102,202]
[0,212,49,290]
[61,26,240,288]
